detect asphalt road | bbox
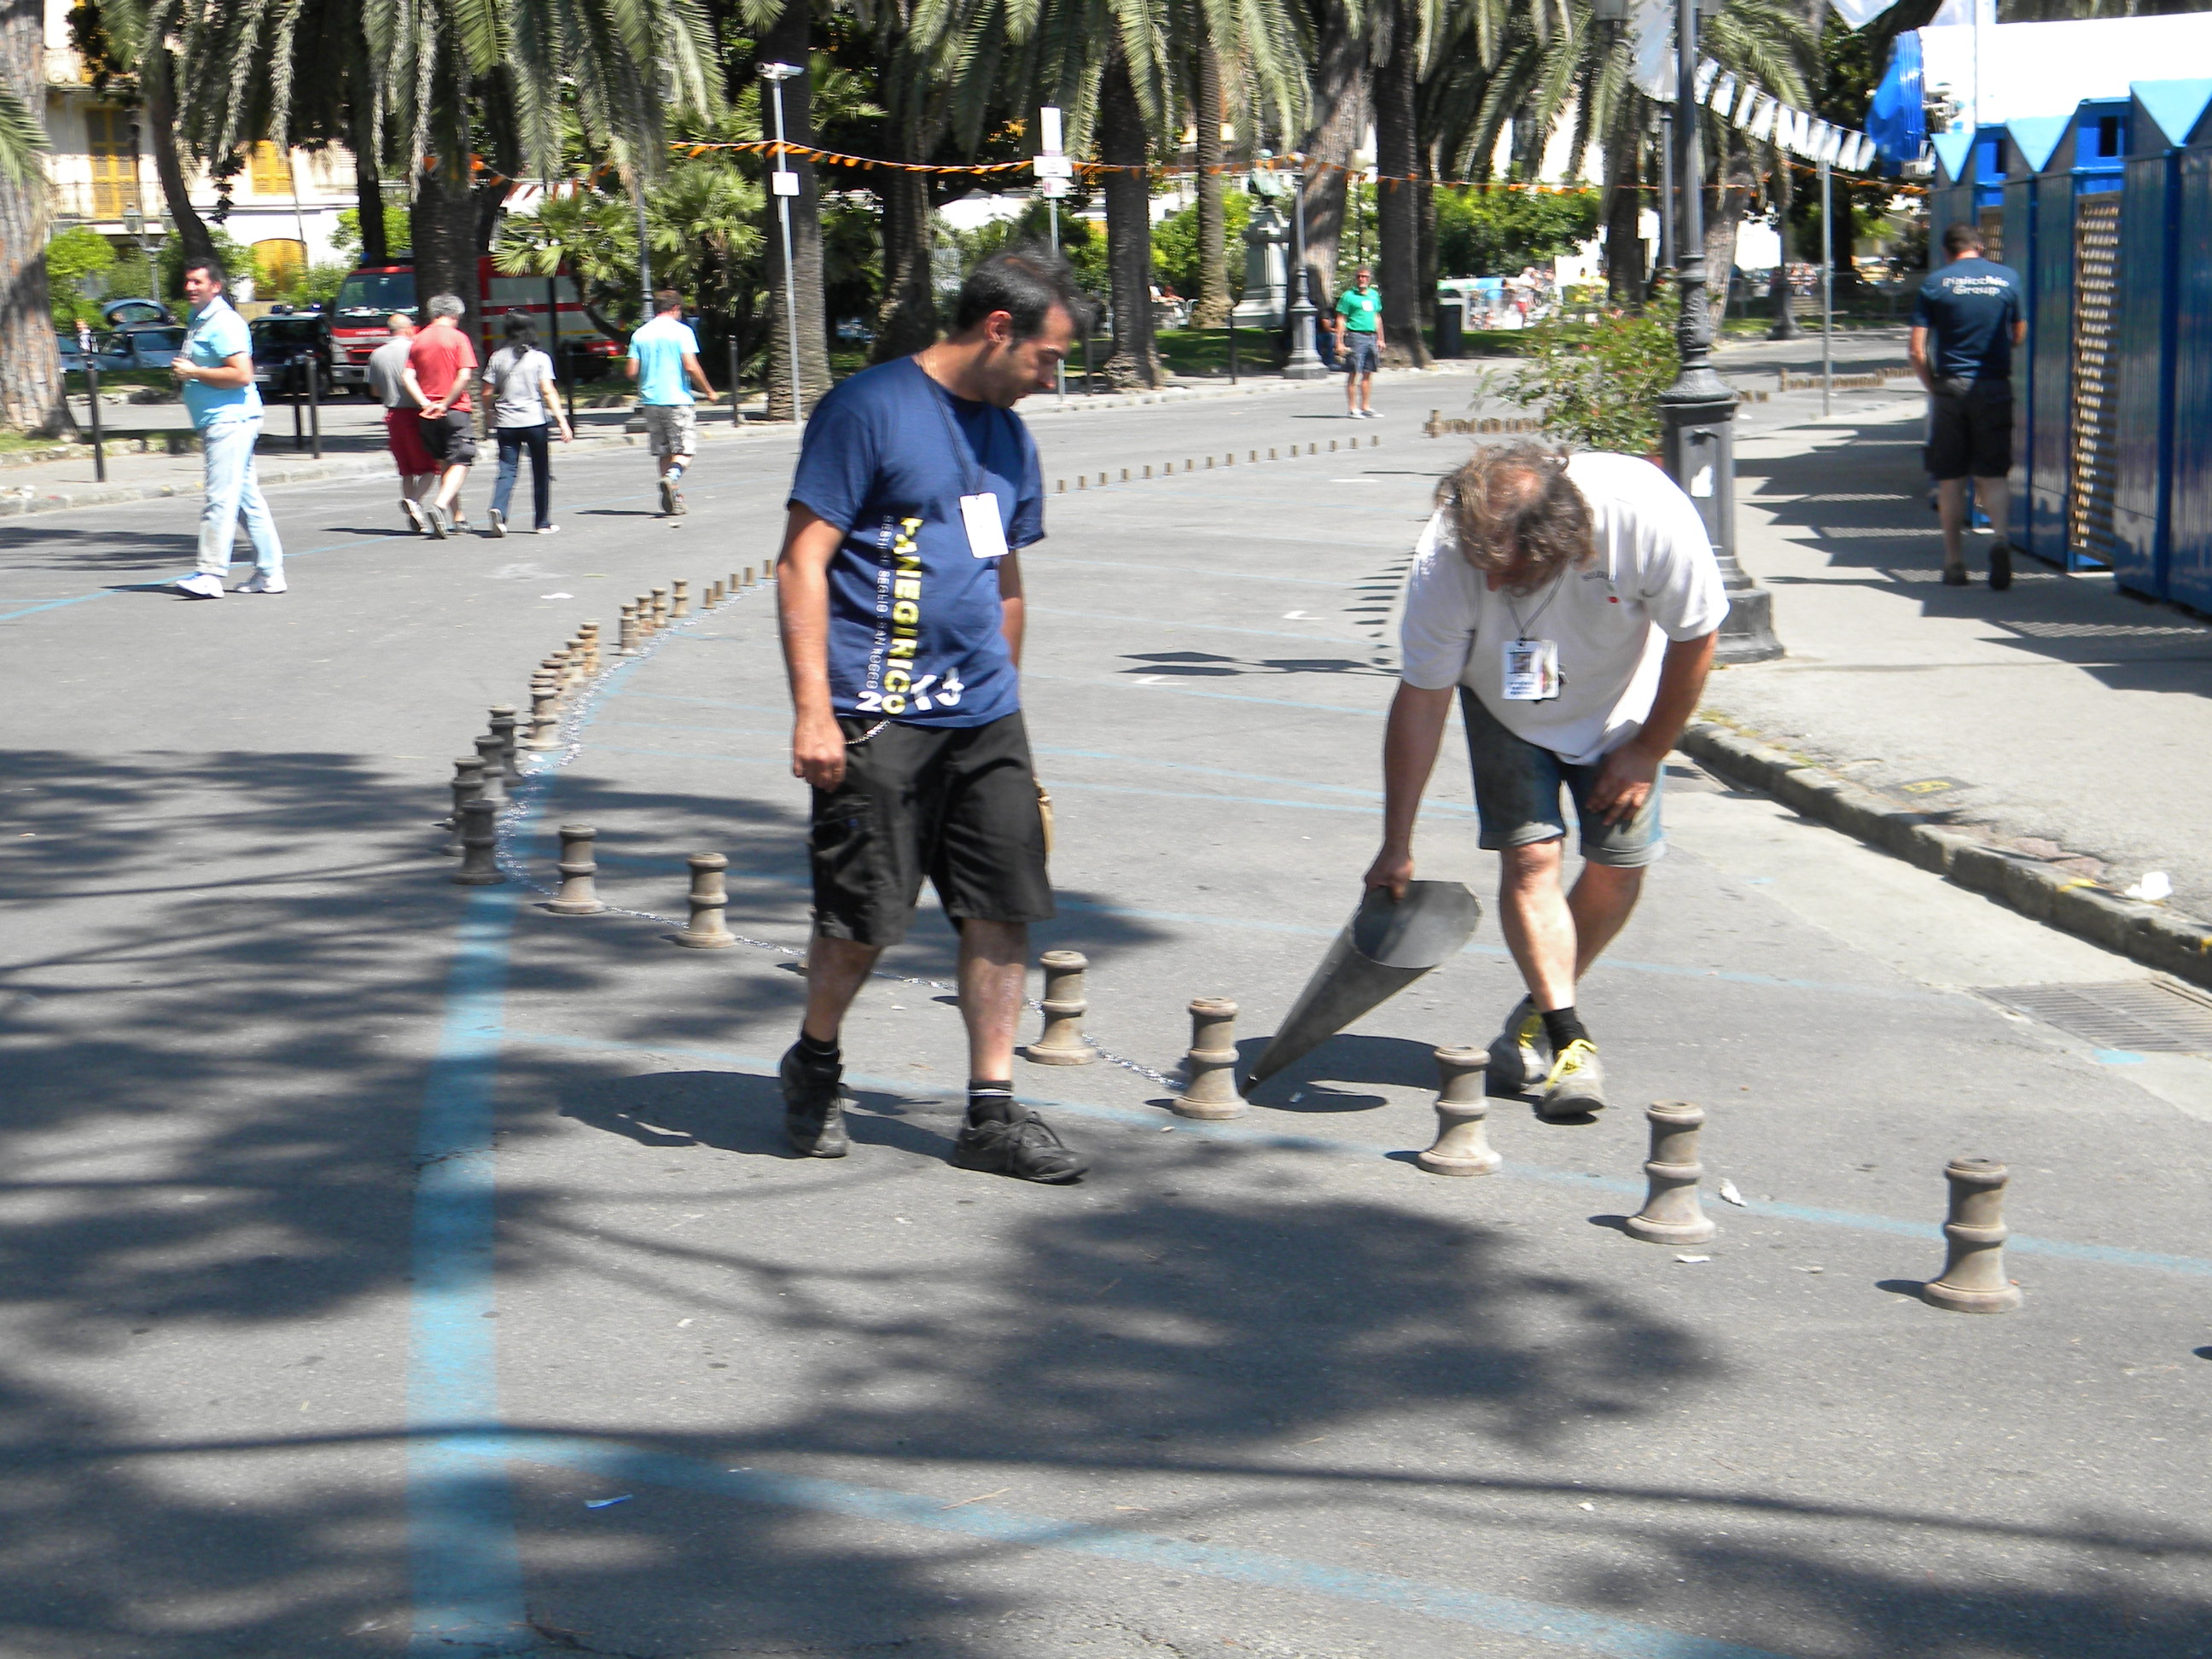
[5,358,2209,1659]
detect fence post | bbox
[1228,323,1238,384]
[306,353,323,460]
[84,360,107,483]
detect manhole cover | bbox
[1981,979,2212,1052]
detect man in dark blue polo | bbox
[1910,222,2026,591]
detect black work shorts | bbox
[419,410,480,468]
[1924,378,2012,481]
[809,711,1054,947]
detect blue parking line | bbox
[485,1435,1787,1659]
[501,1029,2212,1280]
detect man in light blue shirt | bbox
[626,289,719,515]
[167,258,286,597]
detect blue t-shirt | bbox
[629,314,698,405]
[1912,256,2023,381]
[788,357,1045,729]
[181,296,262,428]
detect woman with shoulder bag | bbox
[482,314,573,536]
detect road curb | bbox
[1678,719,2212,991]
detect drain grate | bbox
[1981,979,2212,1052]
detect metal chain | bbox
[485,594,1173,1088]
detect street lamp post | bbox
[760,61,807,422]
[1283,158,1325,380]
[1659,0,1782,661]
[1035,104,1071,407]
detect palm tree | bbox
[0,0,61,434]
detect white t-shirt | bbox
[1398,451,1728,765]
[367,335,414,409]
[486,346,555,428]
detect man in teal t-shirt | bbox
[166,257,286,598]
[1334,265,1384,419]
[626,289,721,515]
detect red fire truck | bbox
[326,256,621,391]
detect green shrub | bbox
[1435,188,1601,279]
[1151,189,1250,300]
[46,226,117,329]
[1495,284,1680,456]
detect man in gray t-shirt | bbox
[367,313,436,531]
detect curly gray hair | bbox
[426,293,467,322]
[1435,441,1593,595]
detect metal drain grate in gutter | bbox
[1981,979,2212,1053]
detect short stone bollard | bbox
[525,682,560,749]
[650,587,669,629]
[1023,950,1095,1065]
[730,570,742,594]
[487,705,523,786]
[1330,439,1338,452]
[708,579,724,607]
[1143,464,1152,479]
[672,579,690,618]
[1417,1046,1500,1176]
[617,602,640,656]
[744,565,756,587]
[473,733,509,807]
[443,757,485,855]
[672,853,736,948]
[544,824,608,915]
[579,623,601,674]
[1121,468,1130,482]
[1622,1102,1718,1244]
[1268,447,1278,460]
[1206,456,1214,469]
[1173,998,1247,1120]
[451,797,504,886]
[1922,1159,2023,1313]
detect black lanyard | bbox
[923,367,990,498]
[1504,566,1569,642]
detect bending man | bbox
[1366,443,1725,1117]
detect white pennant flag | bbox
[1827,0,1893,25]
[1820,125,1847,164]
[1633,0,1676,100]
[1749,96,1778,143]
[1710,72,1740,119]
[1695,57,1721,102]
[1732,86,1760,130]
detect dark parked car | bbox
[102,297,177,329]
[248,314,335,393]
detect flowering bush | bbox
[1497,285,1680,456]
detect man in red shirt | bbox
[402,293,480,538]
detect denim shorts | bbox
[1458,689,1665,867]
[1343,331,1380,375]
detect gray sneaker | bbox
[1537,1039,1607,1121]
[1487,996,1551,1094]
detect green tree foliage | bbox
[45,228,118,328]
[1433,187,1600,277]
[331,207,411,260]
[1495,285,1680,455]
[0,84,46,185]
[1153,190,1250,300]
[159,228,251,299]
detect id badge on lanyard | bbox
[1502,637,1561,701]
[929,376,1011,559]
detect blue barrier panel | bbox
[2111,148,2178,597]
[2171,143,2212,612]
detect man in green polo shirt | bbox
[1334,266,1383,419]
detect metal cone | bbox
[1247,881,1482,1084]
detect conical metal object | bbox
[1248,881,1482,1085]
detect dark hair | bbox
[654,288,683,314]
[180,255,226,286]
[953,246,1098,339]
[503,313,538,347]
[1436,441,1594,594]
[1941,222,1985,258]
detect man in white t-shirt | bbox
[1365,443,1726,1118]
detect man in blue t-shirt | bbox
[776,247,1097,1183]
[626,289,719,515]
[166,257,286,597]
[1911,222,2026,590]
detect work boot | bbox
[952,1109,1087,1184]
[1988,540,2013,591]
[1537,1039,1607,1121]
[1487,995,1551,1095]
[779,1041,850,1158]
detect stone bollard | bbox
[1922,1159,2023,1313]
[1268,447,1278,460]
[443,757,485,856]
[1622,1103,1718,1245]
[672,853,736,948]
[672,579,690,618]
[1023,950,1095,1065]
[744,565,756,587]
[729,570,742,594]
[617,602,640,656]
[544,824,608,915]
[1121,468,1130,482]
[1371,434,1380,447]
[1206,456,1214,469]
[525,681,560,749]
[1417,1046,1500,1176]
[1173,998,1247,1120]
[1144,464,1152,479]
[473,732,509,807]
[1426,409,1441,437]
[487,705,523,787]
[708,579,724,607]
[579,623,601,674]
[1330,439,1338,452]
[650,587,669,630]
[541,654,568,702]
[451,797,504,886]
[564,639,588,690]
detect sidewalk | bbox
[1697,393,2212,976]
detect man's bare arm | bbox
[1363,683,1455,898]
[1909,323,1931,391]
[681,351,720,402]
[1588,631,1717,824]
[998,551,1026,668]
[777,505,853,789]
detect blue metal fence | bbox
[2170,144,2212,611]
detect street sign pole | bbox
[1036,106,1070,407]
[761,61,806,422]
[1819,154,1834,416]
[1283,159,1325,380]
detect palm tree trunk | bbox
[759,3,833,419]
[1297,0,1364,322]
[1766,159,1798,338]
[143,43,217,273]
[1190,41,1231,329]
[347,78,387,266]
[871,116,938,360]
[0,0,65,434]
[411,158,480,339]
[1602,129,1644,308]
[1373,0,1429,367]
[1704,131,1755,334]
[1097,55,1159,388]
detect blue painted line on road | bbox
[478,1435,1786,1659]
[500,1031,2212,1280]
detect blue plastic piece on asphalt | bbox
[2093,1049,2146,1064]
